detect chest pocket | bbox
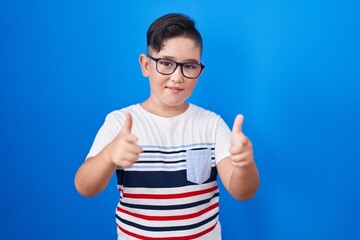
[186,148,212,184]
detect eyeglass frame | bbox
[147,55,205,79]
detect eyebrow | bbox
[160,55,200,63]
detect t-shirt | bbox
[87,103,231,239]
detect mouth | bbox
[166,86,183,93]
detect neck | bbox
[140,99,189,118]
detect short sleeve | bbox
[86,111,125,159]
[215,117,231,164]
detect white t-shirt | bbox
[87,103,231,239]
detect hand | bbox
[230,114,254,168]
[108,112,143,168]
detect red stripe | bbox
[122,186,218,199]
[117,202,218,221]
[117,222,217,240]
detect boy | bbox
[74,13,259,239]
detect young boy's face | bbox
[140,37,202,112]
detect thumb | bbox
[232,114,244,134]
[122,112,133,133]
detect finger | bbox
[124,142,143,155]
[231,151,251,162]
[233,134,250,146]
[122,152,140,162]
[241,137,250,147]
[114,152,140,167]
[229,141,251,155]
[230,145,242,155]
[232,159,252,168]
[232,114,244,134]
[121,159,137,168]
[123,112,133,134]
[124,134,138,143]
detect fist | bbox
[109,112,143,168]
[230,114,254,168]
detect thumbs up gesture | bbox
[230,114,254,168]
[108,112,143,168]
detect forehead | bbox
[153,37,201,61]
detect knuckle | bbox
[122,160,133,168]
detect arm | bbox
[217,115,260,201]
[217,157,259,201]
[74,112,142,197]
[74,146,117,197]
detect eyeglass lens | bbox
[157,59,202,78]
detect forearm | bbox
[229,162,260,201]
[74,148,117,197]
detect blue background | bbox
[1,0,359,239]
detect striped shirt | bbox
[87,104,231,239]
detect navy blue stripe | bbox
[116,167,218,188]
[119,192,220,210]
[142,147,215,154]
[136,159,186,164]
[137,157,215,165]
[116,212,219,232]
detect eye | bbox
[184,64,200,70]
[158,59,175,67]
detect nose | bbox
[170,65,184,83]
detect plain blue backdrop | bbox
[1,0,359,239]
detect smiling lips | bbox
[166,86,183,93]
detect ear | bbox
[139,54,150,77]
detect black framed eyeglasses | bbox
[147,55,205,79]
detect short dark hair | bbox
[147,13,203,54]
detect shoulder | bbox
[188,103,221,121]
[103,104,140,125]
[189,103,219,117]
[188,104,230,131]
[106,104,139,118]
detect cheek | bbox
[186,80,198,91]
[149,76,166,90]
